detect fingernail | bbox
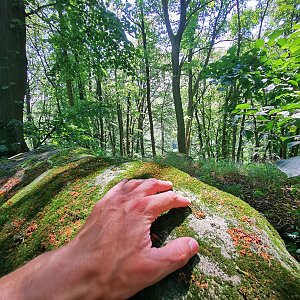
[189,239,199,254]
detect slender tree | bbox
[162,0,191,153]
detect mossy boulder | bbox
[0,147,299,299]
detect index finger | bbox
[131,178,173,197]
[144,191,191,219]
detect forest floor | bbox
[155,153,300,262]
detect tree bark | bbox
[126,94,131,156]
[140,3,156,157]
[136,94,145,157]
[96,78,105,150]
[236,113,245,162]
[117,101,124,157]
[162,0,189,154]
[185,48,193,155]
[195,107,205,158]
[231,0,242,161]
[0,0,28,156]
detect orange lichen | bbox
[228,227,273,262]
[26,222,38,236]
[195,210,206,219]
[241,215,253,224]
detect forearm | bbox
[0,243,101,300]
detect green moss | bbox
[0,156,106,275]
[1,155,299,299]
[48,147,94,167]
[236,253,300,299]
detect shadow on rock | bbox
[131,206,200,300]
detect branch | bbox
[258,0,272,39]
[26,2,56,17]
[162,0,175,42]
[186,0,214,26]
[36,124,58,147]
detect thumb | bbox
[150,237,199,281]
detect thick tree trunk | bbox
[0,0,28,156]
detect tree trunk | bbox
[25,81,33,123]
[171,42,186,153]
[126,94,131,156]
[25,81,39,148]
[57,2,75,107]
[185,48,193,155]
[231,0,242,162]
[140,3,156,157]
[231,120,238,161]
[195,108,205,158]
[236,113,246,162]
[96,78,105,150]
[117,101,124,157]
[0,0,28,156]
[66,79,75,106]
[162,0,188,154]
[109,123,116,156]
[161,95,166,155]
[136,95,145,157]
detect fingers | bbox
[131,178,173,197]
[149,237,199,281]
[144,191,191,218]
[102,178,128,200]
[121,179,145,194]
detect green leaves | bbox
[255,39,265,49]
[235,103,251,110]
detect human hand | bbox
[70,178,199,299]
[0,178,199,300]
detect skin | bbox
[0,178,199,300]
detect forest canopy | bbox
[0,0,300,162]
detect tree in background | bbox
[0,0,28,156]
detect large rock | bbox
[0,147,299,299]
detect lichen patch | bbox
[248,225,300,272]
[188,214,236,259]
[197,254,241,285]
[95,166,126,193]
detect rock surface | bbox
[0,147,299,299]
